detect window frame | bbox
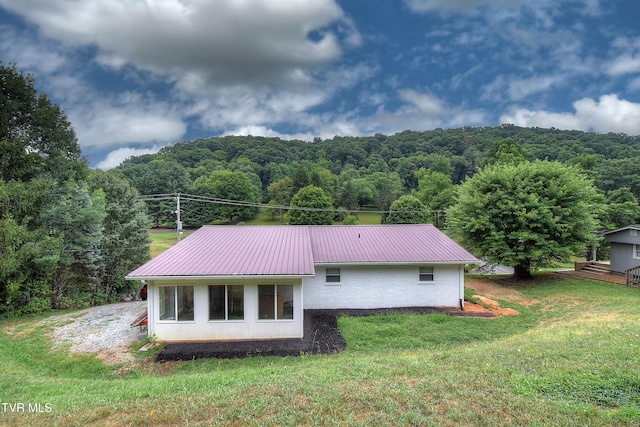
[325,267,341,284]
[634,244,640,260]
[158,285,195,322]
[419,266,435,283]
[208,284,244,321]
[258,284,294,321]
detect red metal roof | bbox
[127,225,477,279]
[309,224,478,264]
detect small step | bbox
[581,264,610,275]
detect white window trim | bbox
[208,285,245,322]
[257,284,295,322]
[158,285,196,323]
[419,266,435,284]
[325,267,341,285]
[634,244,640,259]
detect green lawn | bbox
[1,274,639,426]
[243,210,384,226]
[149,228,195,257]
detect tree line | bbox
[116,125,640,233]
[0,63,150,316]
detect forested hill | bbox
[118,125,639,189]
[125,126,640,177]
[115,125,640,230]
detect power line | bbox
[139,192,447,215]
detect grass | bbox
[148,228,194,257]
[1,274,639,426]
[243,210,384,226]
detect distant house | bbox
[603,225,640,275]
[126,225,478,342]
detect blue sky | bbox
[1,0,639,168]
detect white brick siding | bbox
[303,264,464,309]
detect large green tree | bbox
[485,138,527,165]
[369,172,403,223]
[387,195,430,224]
[89,170,151,301]
[267,176,294,221]
[42,183,106,308]
[0,63,155,315]
[414,168,457,210]
[189,170,260,224]
[448,161,598,279]
[0,180,61,316]
[0,62,83,183]
[288,185,333,225]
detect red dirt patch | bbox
[466,277,539,306]
[463,276,534,316]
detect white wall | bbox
[147,278,303,341]
[303,264,464,309]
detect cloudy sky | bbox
[1,0,639,168]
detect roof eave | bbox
[313,260,479,266]
[603,225,640,235]
[126,274,315,281]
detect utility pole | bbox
[176,193,182,242]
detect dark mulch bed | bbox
[156,306,492,362]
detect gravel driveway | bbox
[38,301,496,364]
[43,300,147,364]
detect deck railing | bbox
[625,266,640,287]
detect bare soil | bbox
[466,276,540,306]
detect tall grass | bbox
[1,275,638,426]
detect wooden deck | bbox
[556,269,628,285]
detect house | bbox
[603,225,640,275]
[126,225,478,342]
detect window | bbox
[632,229,638,237]
[159,285,194,321]
[209,285,244,320]
[635,245,640,259]
[326,268,341,283]
[419,267,434,282]
[258,284,294,320]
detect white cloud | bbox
[606,37,640,76]
[0,25,67,74]
[500,94,640,135]
[608,55,640,76]
[0,0,354,87]
[483,74,566,102]
[399,90,446,115]
[222,125,314,142]
[363,90,486,134]
[95,146,163,170]
[70,94,187,148]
